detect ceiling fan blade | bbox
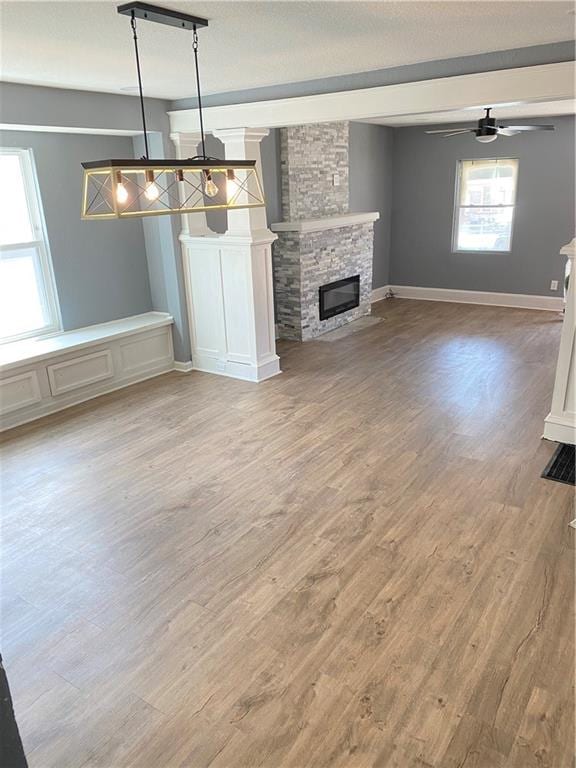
[425,128,472,134]
[497,128,518,136]
[498,124,555,132]
[441,131,475,138]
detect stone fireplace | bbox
[271,121,379,341]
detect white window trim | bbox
[0,147,62,344]
[452,157,519,255]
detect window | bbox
[453,158,518,253]
[0,148,61,343]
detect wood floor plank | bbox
[1,299,573,767]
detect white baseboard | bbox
[371,285,563,312]
[543,413,576,445]
[173,360,194,373]
[191,352,282,383]
[371,285,392,303]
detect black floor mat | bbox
[542,443,575,485]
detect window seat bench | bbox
[1,312,175,431]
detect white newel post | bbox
[544,238,576,444]
[173,127,281,382]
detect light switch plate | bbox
[332,173,340,187]
[550,280,559,291]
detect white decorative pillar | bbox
[544,238,576,444]
[174,127,281,383]
[214,127,270,239]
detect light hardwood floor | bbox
[1,299,574,768]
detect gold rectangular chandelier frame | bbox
[81,159,265,220]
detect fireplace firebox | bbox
[319,275,360,321]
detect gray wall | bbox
[133,132,190,361]
[261,129,282,226]
[1,129,152,329]
[1,83,191,361]
[0,81,171,134]
[349,122,394,289]
[390,115,575,295]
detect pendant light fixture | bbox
[81,2,265,220]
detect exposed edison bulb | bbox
[115,172,128,204]
[475,133,498,143]
[203,171,219,198]
[226,170,238,203]
[144,181,160,200]
[116,183,129,203]
[144,170,160,201]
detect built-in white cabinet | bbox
[181,233,280,382]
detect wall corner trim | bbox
[173,361,194,373]
[371,285,392,303]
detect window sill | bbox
[452,250,512,255]
[0,312,173,371]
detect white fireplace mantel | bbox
[271,211,379,234]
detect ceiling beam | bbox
[168,62,575,133]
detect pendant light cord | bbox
[192,26,208,160]
[130,11,150,159]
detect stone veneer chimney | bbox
[281,122,350,220]
[271,121,378,341]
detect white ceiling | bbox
[0,1,574,101]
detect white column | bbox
[213,127,270,239]
[544,238,576,444]
[177,127,281,383]
[169,131,212,237]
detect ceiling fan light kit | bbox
[425,107,555,143]
[81,2,266,220]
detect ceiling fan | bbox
[425,108,555,143]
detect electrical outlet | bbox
[332,172,340,187]
[550,280,559,291]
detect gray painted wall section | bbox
[349,123,394,289]
[261,129,282,227]
[1,82,191,361]
[0,81,171,134]
[390,115,575,296]
[1,129,152,329]
[171,40,575,110]
[132,133,190,361]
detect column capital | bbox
[170,131,204,159]
[212,127,270,144]
[170,131,204,141]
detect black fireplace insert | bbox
[319,275,360,320]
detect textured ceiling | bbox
[0,1,574,100]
